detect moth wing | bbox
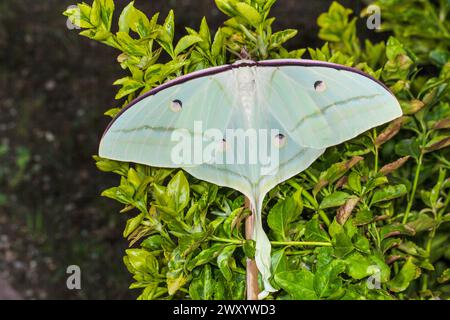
[258,64,402,149]
[99,69,236,168]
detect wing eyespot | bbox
[314,81,327,92]
[170,99,183,112]
[217,138,228,153]
[274,133,287,148]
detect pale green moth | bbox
[99,59,402,299]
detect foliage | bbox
[369,0,450,65]
[64,0,450,300]
[0,142,30,207]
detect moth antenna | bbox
[239,47,252,60]
[226,47,243,61]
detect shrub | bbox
[64,0,450,300]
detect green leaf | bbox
[115,32,147,56]
[243,240,256,259]
[118,1,150,37]
[163,10,175,41]
[270,29,298,49]
[274,270,317,300]
[438,269,450,284]
[371,254,391,283]
[353,209,373,226]
[344,252,390,283]
[153,184,170,207]
[123,213,144,237]
[189,265,214,300]
[314,260,346,298]
[167,268,187,295]
[429,168,446,208]
[64,5,95,29]
[213,275,226,300]
[317,1,357,48]
[101,0,115,30]
[406,213,438,233]
[223,207,245,237]
[90,0,102,27]
[141,235,162,251]
[429,49,450,67]
[113,77,144,99]
[125,249,157,274]
[380,223,415,239]
[271,248,287,280]
[217,245,236,281]
[187,244,224,271]
[127,168,142,189]
[371,184,407,205]
[229,277,246,300]
[354,234,371,254]
[304,215,330,242]
[314,157,363,194]
[234,2,262,26]
[104,108,121,118]
[178,232,209,256]
[267,190,303,240]
[385,36,408,61]
[329,219,354,258]
[101,185,134,204]
[397,241,428,257]
[315,247,334,270]
[388,258,421,292]
[174,35,203,56]
[214,0,238,17]
[198,17,211,47]
[95,156,129,175]
[424,135,450,153]
[167,171,190,213]
[347,171,362,193]
[364,176,389,193]
[157,10,175,56]
[395,138,421,160]
[319,191,353,209]
[344,252,375,280]
[383,37,414,81]
[211,28,226,61]
[263,0,277,14]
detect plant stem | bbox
[211,237,243,244]
[421,227,437,292]
[373,129,379,172]
[318,210,331,227]
[271,241,332,247]
[403,152,424,224]
[299,188,331,227]
[438,194,450,219]
[212,234,332,247]
[421,187,448,292]
[285,250,313,256]
[374,147,379,173]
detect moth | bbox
[99,59,402,299]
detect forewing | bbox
[259,64,402,149]
[99,71,235,168]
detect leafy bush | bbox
[64,0,450,300]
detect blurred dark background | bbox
[0,0,381,299]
